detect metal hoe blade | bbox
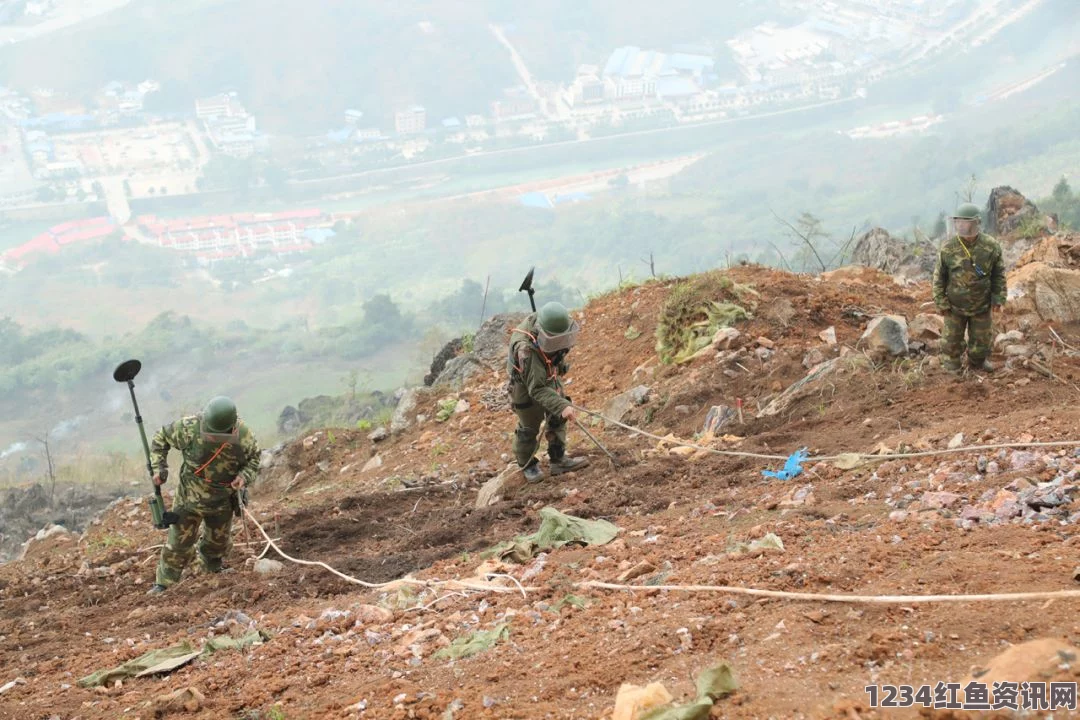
[518,267,535,294]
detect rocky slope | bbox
[2,212,1080,719]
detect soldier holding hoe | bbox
[507,301,590,483]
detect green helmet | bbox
[537,302,571,334]
[952,203,981,220]
[201,396,237,434]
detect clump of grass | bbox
[435,399,457,422]
[655,271,758,364]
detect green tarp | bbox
[641,662,739,720]
[489,506,620,563]
[434,623,509,661]
[78,630,270,688]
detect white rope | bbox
[570,405,788,460]
[242,506,1080,605]
[570,404,1080,465]
[233,403,1080,607]
[242,507,518,594]
[578,581,1080,604]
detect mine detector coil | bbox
[113,359,179,530]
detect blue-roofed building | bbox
[327,127,353,143]
[665,53,715,75]
[519,192,553,209]
[20,113,96,132]
[603,46,637,77]
[303,228,336,243]
[603,46,670,99]
[552,192,590,205]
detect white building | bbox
[195,94,241,120]
[395,106,426,134]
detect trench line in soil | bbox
[243,509,1080,605]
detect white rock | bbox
[254,559,284,575]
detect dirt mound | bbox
[5,265,1080,719]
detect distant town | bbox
[0,0,1048,272]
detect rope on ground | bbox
[244,507,1080,605]
[241,507,519,595]
[570,403,1080,465]
[577,581,1080,604]
[570,404,788,460]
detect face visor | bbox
[952,217,979,238]
[199,416,239,444]
[536,320,580,354]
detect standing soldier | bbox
[507,302,589,483]
[932,202,1007,373]
[146,396,260,594]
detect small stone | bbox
[1009,451,1039,470]
[1004,345,1033,358]
[994,330,1025,348]
[948,433,964,450]
[361,455,383,473]
[154,687,205,713]
[756,336,775,349]
[909,314,945,341]
[712,327,741,349]
[819,327,837,346]
[368,427,388,443]
[254,559,284,575]
[803,349,825,369]
[921,491,962,510]
[617,561,657,583]
[353,605,394,625]
[454,399,470,414]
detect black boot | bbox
[521,458,544,483]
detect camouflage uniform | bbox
[150,416,260,586]
[506,314,571,467]
[932,233,1006,367]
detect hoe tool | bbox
[516,267,616,466]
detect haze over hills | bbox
[5,5,1080,714]
[0,0,1078,471]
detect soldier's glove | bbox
[157,466,168,483]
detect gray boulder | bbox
[861,316,909,357]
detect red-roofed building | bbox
[135,208,332,262]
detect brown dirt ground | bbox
[2,266,1079,720]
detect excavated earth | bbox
[2,266,1080,720]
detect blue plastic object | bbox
[762,448,809,481]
